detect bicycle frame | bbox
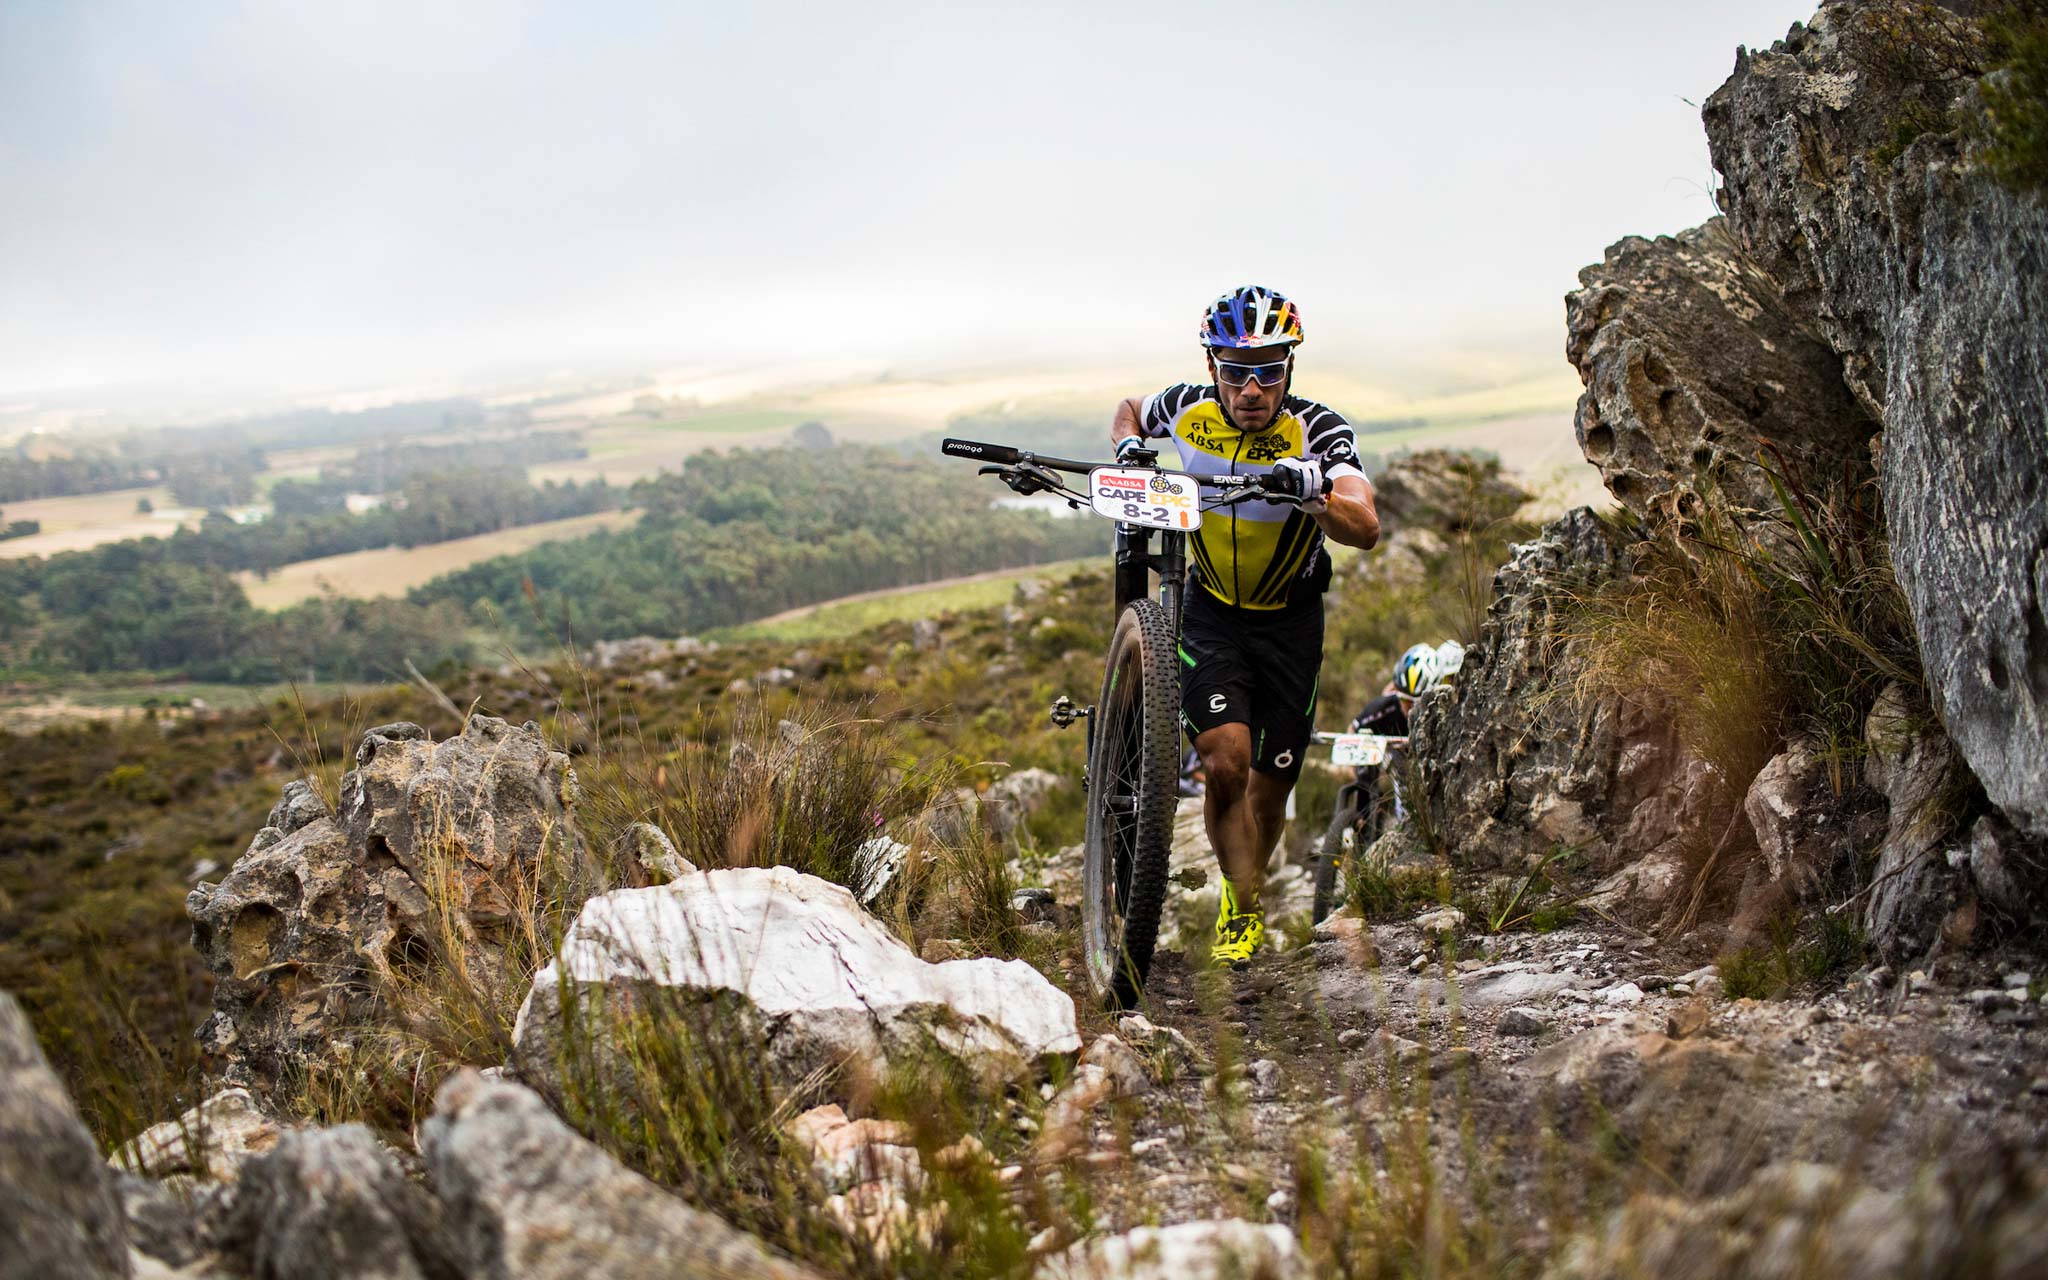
[1114,525,1185,639]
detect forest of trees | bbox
[0,397,497,503]
[0,445,1105,683]
[0,438,266,506]
[414,445,1107,646]
[328,431,586,493]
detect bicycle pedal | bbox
[1049,695,1090,729]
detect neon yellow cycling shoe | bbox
[1210,878,1265,968]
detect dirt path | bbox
[1017,832,2048,1257]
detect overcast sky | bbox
[0,0,1817,401]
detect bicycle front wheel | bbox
[1312,786,1360,924]
[1081,599,1180,1009]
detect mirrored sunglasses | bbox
[1215,358,1290,388]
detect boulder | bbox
[221,1125,460,1280]
[0,992,130,1279]
[1741,740,1841,900]
[1565,220,1875,532]
[1703,2,2048,838]
[1037,1220,1311,1280]
[188,717,585,1094]
[421,1071,824,1280]
[112,1088,279,1182]
[513,867,1079,1104]
[613,822,695,884]
[981,767,1066,842]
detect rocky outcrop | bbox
[1370,448,1532,532]
[1566,219,1876,531]
[188,717,584,1094]
[1,992,130,1279]
[421,1071,824,1280]
[1702,2,2048,837]
[514,866,1079,1105]
[1411,508,1706,880]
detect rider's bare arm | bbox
[1111,396,1146,446]
[1313,473,1380,549]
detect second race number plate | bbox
[1329,734,1395,767]
[1088,467,1202,531]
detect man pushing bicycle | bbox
[1109,286,1380,967]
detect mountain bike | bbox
[1308,730,1409,923]
[941,436,1284,1008]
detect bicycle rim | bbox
[1081,600,1180,1008]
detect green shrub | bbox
[1976,2,2048,194]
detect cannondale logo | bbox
[1272,750,1295,770]
[1208,693,1227,714]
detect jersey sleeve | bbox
[1137,383,1202,439]
[1301,401,1367,484]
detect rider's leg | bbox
[1194,722,1260,898]
[1244,767,1294,867]
[1195,725,1299,901]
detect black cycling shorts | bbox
[1178,585,1324,779]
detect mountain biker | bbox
[1109,286,1380,967]
[1349,639,1466,738]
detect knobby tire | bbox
[1312,772,1391,923]
[1082,600,1179,1009]
[1312,790,1358,924]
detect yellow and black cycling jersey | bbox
[1136,383,1367,610]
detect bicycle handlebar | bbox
[940,438,1098,474]
[941,436,1270,492]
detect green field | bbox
[709,557,1099,645]
[0,678,382,731]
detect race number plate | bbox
[1329,734,1392,767]
[1088,467,1202,531]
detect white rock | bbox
[111,1087,279,1181]
[515,867,1080,1099]
[1037,1220,1312,1280]
[1116,1014,1207,1073]
[1247,1058,1282,1099]
[853,835,914,905]
[1079,1035,1150,1098]
[1601,982,1646,1006]
[1413,907,1466,935]
[1365,1029,1427,1065]
[2003,971,2033,989]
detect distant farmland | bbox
[236,509,639,608]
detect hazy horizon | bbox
[1,1,1815,407]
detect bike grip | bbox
[941,437,1021,465]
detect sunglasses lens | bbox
[1219,360,1287,387]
